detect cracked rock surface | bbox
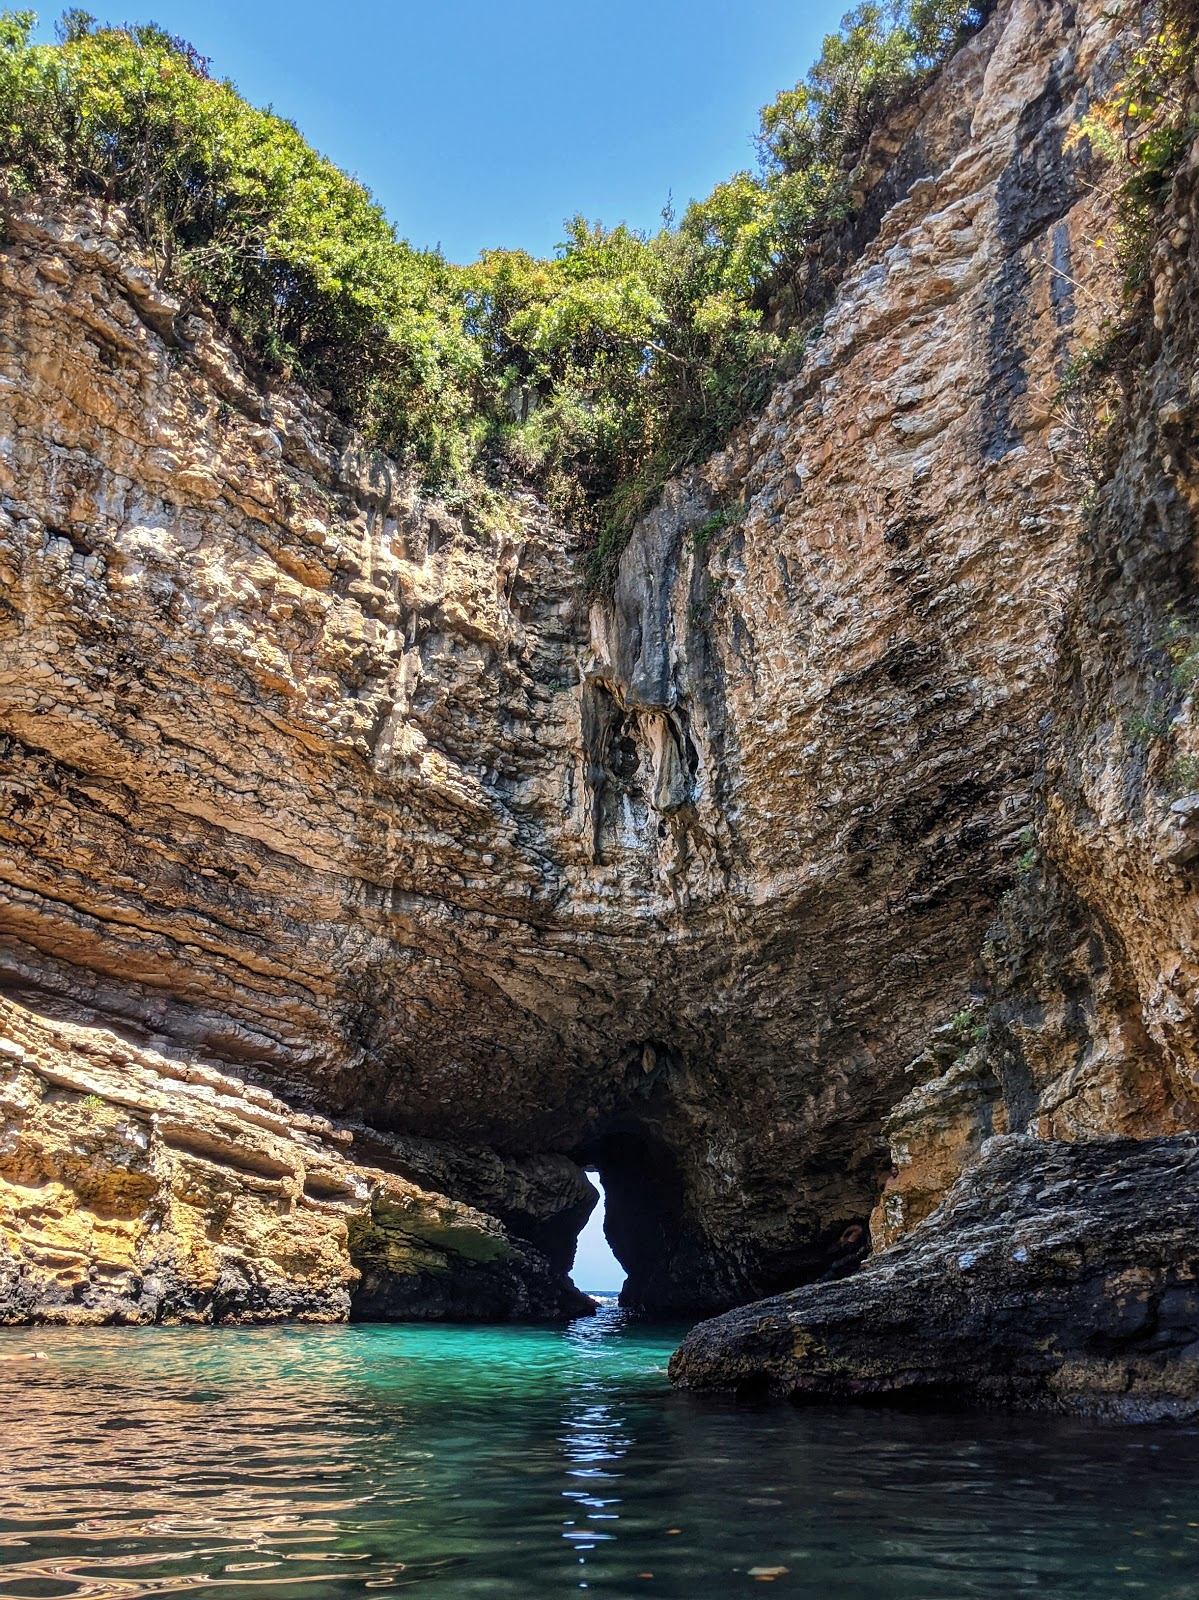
[0,996,591,1324]
[0,0,1197,1346]
[670,1136,1199,1420]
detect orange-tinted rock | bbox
[0,0,1196,1331]
[0,998,590,1323]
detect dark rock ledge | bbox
[670,1136,1199,1421]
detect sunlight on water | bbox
[1,1306,1197,1598]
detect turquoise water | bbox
[1,1304,1198,1598]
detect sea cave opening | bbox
[571,1170,627,1300]
[570,1128,706,1314]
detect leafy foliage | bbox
[1052,5,1198,496]
[0,4,989,578]
[1069,6,1198,295]
[1165,751,1199,797]
[0,9,482,477]
[949,1004,987,1044]
[464,0,989,580]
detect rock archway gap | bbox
[571,1172,626,1298]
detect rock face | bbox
[0,0,1197,1357]
[0,996,591,1323]
[671,1135,1199,1420]
[669,0,1199,1402]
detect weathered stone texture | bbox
[0,0,1196,1342]
[580,0,1148,1305]
[671,1135,1199,1420]
[856,20,1199,1249]
[0,996,590,1323]
[671,5,1199,1404]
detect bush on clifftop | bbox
[0,3,988,576]
[0,8,484,481]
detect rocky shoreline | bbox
[671,1135,1199,1419]
[0,997,591,1324]
[0,0,1198,1407]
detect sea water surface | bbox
[1,1303,1197,1599]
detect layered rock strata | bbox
[671,1135,1199,1420]
[0,996,591,1323]
[859,7,1199,1268]
[0,0,1196,1352]
[670,7,1199,1400]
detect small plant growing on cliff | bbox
[81,1093,103,1109]
[1159,613,1199,694]
[688,573,724,626]
[1164,752,1199,798]
[1051,329,1135,492]
[1126,706,1171,744]
[691,504,744,550]
[1068,8,1198,290]
[950,1006,987,1046]
[1053,3,1197,495]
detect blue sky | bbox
[573,1176,623,1294]
[36,1,849,263]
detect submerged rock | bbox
[670,1136,1199,1420]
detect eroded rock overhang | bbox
[2,0,1198,1326]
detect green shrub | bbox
[1159,614,1199,693]
[1014,824,1038,872]
[0,10,482,480]
[692,505,744,549]
[1068,12,1198,305]
[1126,707,1171,743]
[1165,752,1199,797]
[950,1005,987,1045]
[0,4,990,575]
[1051,9,1196,496]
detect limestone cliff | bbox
[0,0,1197,1379]
[673,0,1199,1406]
[0,997,591,1323]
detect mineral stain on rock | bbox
[0,0,1197,1416]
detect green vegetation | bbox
[1069,1,1198,297]
[691,505,744,550]
[688,573,724,627]
[950,1006,987,1046]
[0,3,988,579]
[1053,2,1198,474]
[0,8,482,480]
[1126,706,1172,744]
[1124,614,1199,796]
[1160,612,1199,694]
[1165,752,1199,798]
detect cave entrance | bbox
[572,1128,718,1315]
[571,1170,626,1300]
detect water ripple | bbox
[0,1313,1197,1598]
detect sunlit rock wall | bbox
[0,997,591,1323]
[1,0,1195,1321]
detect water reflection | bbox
[0,1310,1197,1598]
